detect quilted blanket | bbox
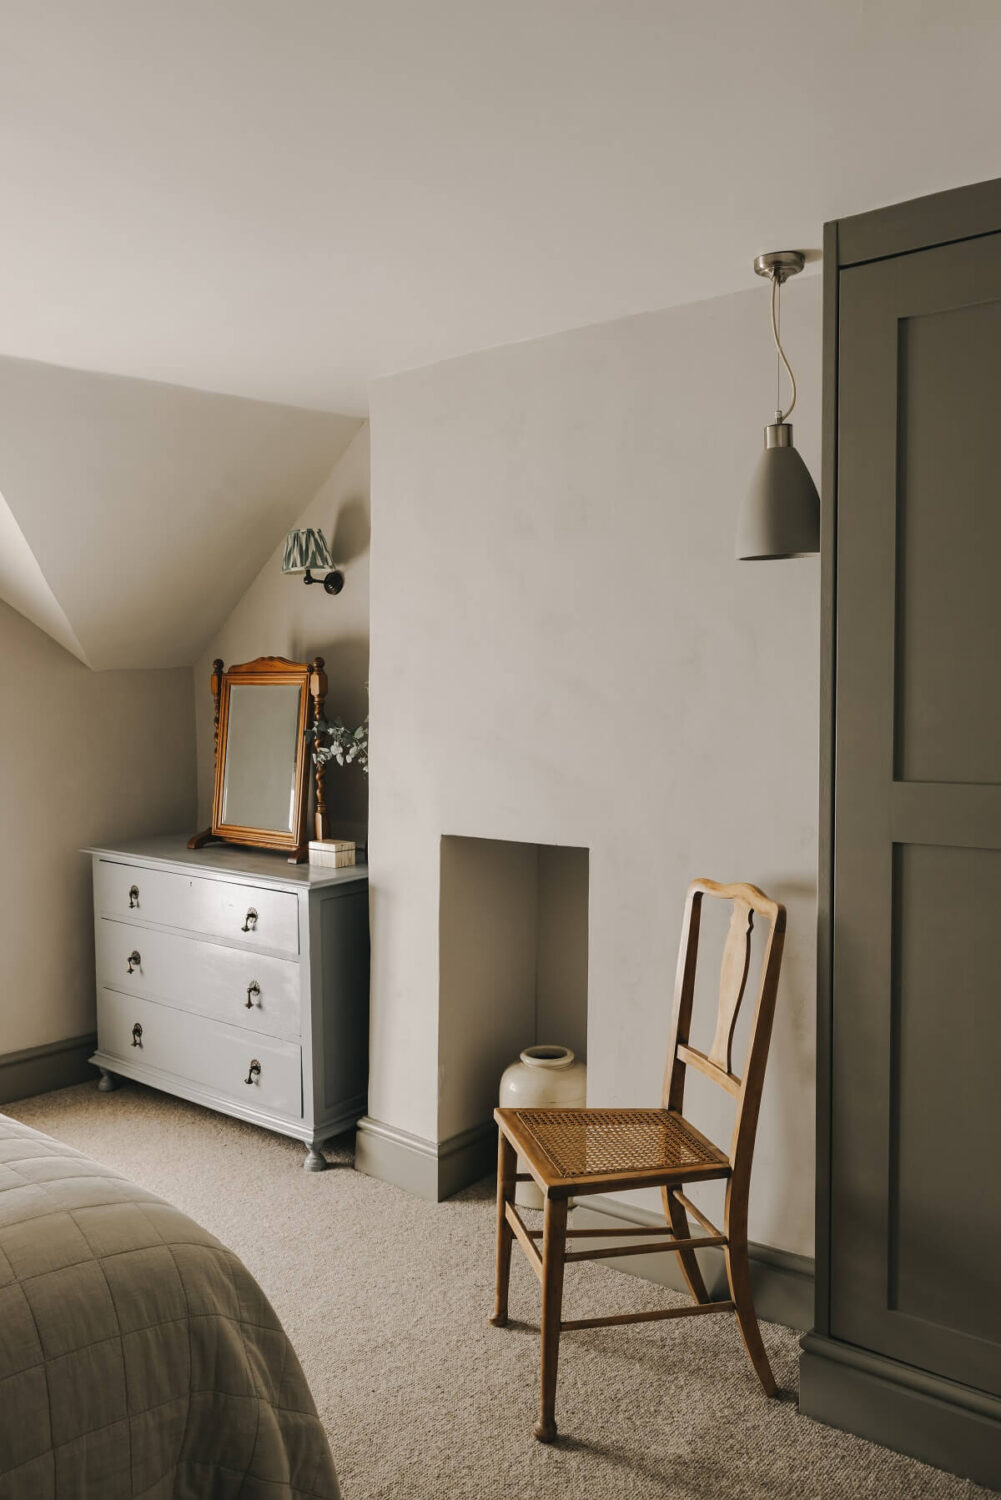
[0,1113,339,1499]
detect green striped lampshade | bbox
[282,528,333,574]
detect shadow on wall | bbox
[331,498,370,566]
[760,873,818,1253]
[437,835,589,1141]
[298,633,369,835]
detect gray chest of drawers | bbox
[87,836,369,1169]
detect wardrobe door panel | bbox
[832,231,1001,1396]
[894,301,1001,786]
[891,844,1001,1349]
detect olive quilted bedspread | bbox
[0,1113,339,1499]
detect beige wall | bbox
[0,600,196,1055]
[368,282,821,1257]
[194,424,370,841]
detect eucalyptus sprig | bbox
[306,715,369,775]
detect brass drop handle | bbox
[127,951,141,974]
[245,1059,261,1085]
[128,884,140,909]
[245,981,261,1009]
[241,908,258,933]
[131,1022,143,1047]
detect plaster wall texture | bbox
[368,281,821,1256]
[0,600,195,1054]
[194,424,371,840]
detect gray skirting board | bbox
[355,1114,814,1331]
[0,1034,98,1106]
[355,1115,498,1203]
[800,1333,1001,1492]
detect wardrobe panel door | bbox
[832,232,1001,1396]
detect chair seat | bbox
[496,1106,730,1197]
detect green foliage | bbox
[306,715,369,775]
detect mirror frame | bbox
[188,656,326,862]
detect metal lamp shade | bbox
[736,423,820,560]
[282,527,333,574]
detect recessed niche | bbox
[438,835,589,1141]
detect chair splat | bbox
[708,899,754,1073]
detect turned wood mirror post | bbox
[189,655,327,864]
[309,656,329,842]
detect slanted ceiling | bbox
[0,356,360,669]
[2,2,999,412]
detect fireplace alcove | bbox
[438,835,589,1152]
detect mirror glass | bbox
[220,683,303,833]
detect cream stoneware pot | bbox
[499,1045,587,1210]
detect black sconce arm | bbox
[303,568,345,595]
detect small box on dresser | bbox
[87,835,369,1170]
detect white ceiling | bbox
[1,1,999,415]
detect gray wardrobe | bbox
[800,179,1001,1488]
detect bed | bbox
[0,1112,339,1499]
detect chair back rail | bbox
[663,878,786,1183]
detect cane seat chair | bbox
[490,878,786,1443]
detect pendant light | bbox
[736,250,820,560]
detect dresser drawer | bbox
[94,860,299,956]
[97,920,301,1041]
[98,991,303,1120]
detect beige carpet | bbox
[7,1083,994,1500]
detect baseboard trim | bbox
[572,1194,814,1331]
[799,1331,1001,1490]
[0,1033,98,1106]
[354,1115,497,1201]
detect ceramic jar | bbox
[499,1045,587,1209]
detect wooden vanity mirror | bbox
[189,656,326,863]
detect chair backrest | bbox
[662,879,786,1177]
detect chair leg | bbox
[534,1195,568,1443]
[490,1131,517,1327]
[663,1187,711,1304]
[724,1188,777,1397]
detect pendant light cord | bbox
[770,273,797,423]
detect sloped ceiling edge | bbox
[0,491,90,664]
[0,355,361,669]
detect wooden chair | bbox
[490,878,786,1443]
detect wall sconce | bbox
[282,528,344,595]
[736,250,820,560]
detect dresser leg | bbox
[304,1146,329,1172]
[97,1069,119,1093]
